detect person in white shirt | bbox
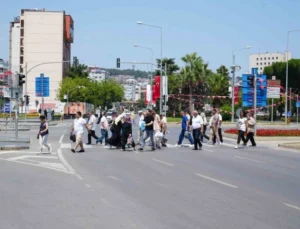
[87,110,99,145]
[137,110,144,144]
[213,110,223,144]
[191,110,203,150]
[208,108,220,145]
[235,110,248,149]
[71,111,88,153]
[96,111,109,145]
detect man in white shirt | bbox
[137,110,144,145]
[96,111,109,145]
[191,110,203,150]
[71,111,88,153]
[209,108,220,145]
[87,110,99,145]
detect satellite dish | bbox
[236,108,242,119]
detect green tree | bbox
[216,65,230,78]
[206,73,230,107]
[67,57,89,78]
[180,52,205,112]
[156,58,180,76]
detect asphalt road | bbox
[0,119,299,229]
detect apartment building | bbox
[9,8,74,109]
[249,52,291,74]
[88,66,108,82]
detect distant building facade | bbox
[249,52,291,74]
[88,66,108,82]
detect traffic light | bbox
[247,75,254,87]
[24,95,30,105]
[18,74,25,87]
[116,58,120,68]
[162,95,166,104]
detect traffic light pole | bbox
[15,90,19,139]
[24,63,27,123]
[254,73,257,136]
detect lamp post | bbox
[285,30,300,123]
[137,21,163,113]
[134,44,153,108]
[24,60,72,122]
[231,46,251,123]
[66,86,85,116]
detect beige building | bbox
[249,52,291,74]
[9,9,74,111]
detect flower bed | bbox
[225,129,300,137]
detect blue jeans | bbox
[97,129,108,145]
[178,129,194,145]
[141,130,154,149]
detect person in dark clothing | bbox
[107,112,122,148]
[139,109,155,151]
[44,109,47,119]
[121,116,136,151]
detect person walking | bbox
[191,110,203,150]
[139,109,155,151]
[245,112,256,147]
[70,111,88,153]
[38,115,51,154]
[137,111,144,145]
[87,110,99,145]
[153,110,162,149]
[200,112,209,142]
[96,111,109,145]
[235,110,248,149]
[213,109,223,144]
[121,116,136,151]
[60,110,64,123]
[177,111,194,147]
[209,108,220,145]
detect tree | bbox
[216,65,229,78]
[156,58,180,76]
[67,57,89,79]
[180,52,205,112]
[206,73,230,107]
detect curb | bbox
[0,145,30,150]
[0,139,30,143]
[0,129,30,131]
[224,133,300,141]
[278,142,300,150]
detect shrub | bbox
[225,128,300,136]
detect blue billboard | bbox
[35,73,50,97]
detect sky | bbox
[0,0,300,74]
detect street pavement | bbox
[0,119,300,228]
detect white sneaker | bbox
[234,145,238,149]
[176,144,181,148]
[48,147,52,153]
[189,144,194,148]
[37,149,42,155]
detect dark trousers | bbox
[193,128,202,149]
[213,128,223,143]
[88,130,98,144]
[201,125,209,142]
[246,132,256,146]
[97,129,108,145]
[121,134,136,150]
[237,130,246,145]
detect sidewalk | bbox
[0,132,30,150]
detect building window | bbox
[276,57,278,59]
[272,57,274,60]
[264,57,266,60]
[268,57,270,60]
[260,58,262,60]
[268,62,270,65]
[260,67,262,70]
[256,63,259,66]
[256,58,259,61]
[264,62,266,65]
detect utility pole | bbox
[290,87,292,115]
[15,90,19,139]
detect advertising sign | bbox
[267,80,281,99]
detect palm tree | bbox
[156,58,180,76]
[180,52,205,112]
[216,65,230,78]
[206,73,230,107]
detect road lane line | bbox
[7,155,57,161]
[152,158,174,167]
[234,156,266,164]
[195,173,238,189]
[203,148,213,152]
[85,184,91,188]
[59,132,65,144]
[57,148,75,173]
[284,203,300,211]
[107,176,124,182]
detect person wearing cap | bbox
[137,110,144,145]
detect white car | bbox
[106,112,112,122]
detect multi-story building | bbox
[8,8,74,111]
[88,66,108,82]
[249,52,291,74]
[122,79,137,101]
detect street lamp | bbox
[285,30,300,123]
[66,86,85,116]
[231,45,251,123]
[134,44,154,108]
[137,21,163,113]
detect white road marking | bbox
[152,158,174,167]
[203,148,213,152]
[165,143,177,148]
[76,174,83,180]
[195,173,238,189]
[85,184,91,188]
[57,148,75,173]
[60,143,72,149]
[7,155,57,161]
[59,133,64,144]
[83,144,93,148]
[107,176,123,182]
[0,158,73,174]
[284,203,300,211]
[234,156,266,164]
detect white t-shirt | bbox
[218,114,222,128]
[161,117,167,124]
[100,116,108,130]
[88,114,97,130]
[237,117,247,132]
[186,114,191,121]
[139,114,144,128]
[74,118,86,135]
[192,115,203,129]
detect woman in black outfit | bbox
[121,116,136,151]
[107,112,122,148]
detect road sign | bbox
[35,73,50,97]
[296,102,300,108]
[242,74,267,107]
[267,80,280,99]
